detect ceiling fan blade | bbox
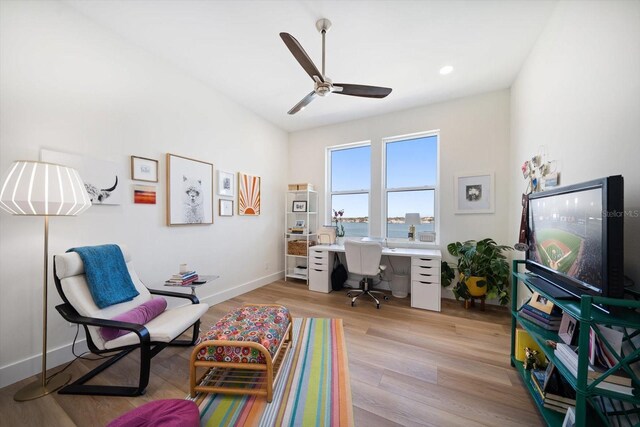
[288,91,316,115]
[333,83,392,98]
[280,33,324,82]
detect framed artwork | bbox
[41,149,123,205]
[133,185,156,204]
[131,156,158,182]
[166,153,213,225]
[292,200,307,212]
[558,312,579,345]
[219,199,234,216]
[294,219,305,227]
[217,170,234,197]
[238,172,261,216]
[454,172,494,214]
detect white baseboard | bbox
[0,271,284,389]
[0,338,89,389]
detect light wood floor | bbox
[0,280,543,426]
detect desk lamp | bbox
[0,160,91,401]
[405,213,421,241]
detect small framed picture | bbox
[454,172,494,214]
[294,219,305,227]
[217,170,234,197]
[558,312,579,345]
[219,199,233,217]
[292,200,307,212]
[133,185,156,204]
[131,156,158,182]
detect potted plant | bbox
[441,238,512,306]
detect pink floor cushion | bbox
[107,399,199,427]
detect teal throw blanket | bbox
[68,244,139,309]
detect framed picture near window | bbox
[131,156,158,182]
[454,172,494,214]
[292,200,307,212]
[217,170,234,197]
[219,199,233,217]
[166,153,213,225]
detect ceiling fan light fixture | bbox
[439,65,454,75]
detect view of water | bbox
[343,222,434,238]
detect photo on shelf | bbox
[292,200,307,212]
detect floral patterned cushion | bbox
[195,305,290,364]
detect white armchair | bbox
[53,245,209,396]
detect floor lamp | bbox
[0,160,91,401]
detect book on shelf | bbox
[531,363,577,407]
[555,344,635,396]
[521,305,562,325]
[587,366,633,387]
[523,302,563,321]
[519,310,561,331]
[588,325,623,369]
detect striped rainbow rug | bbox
[190,318,354,427]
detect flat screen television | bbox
[525,175,624,302]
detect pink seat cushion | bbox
[107,399,199,427]
[99,297,167,341]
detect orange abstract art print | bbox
[238,172,260,215]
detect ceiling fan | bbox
[280,18,392,115]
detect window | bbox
[384,133,438,239]
[328,143,370,237]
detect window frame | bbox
[381,131,440,244]
[326,141,372,235]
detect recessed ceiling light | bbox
[439,65,454,75]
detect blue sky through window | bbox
[330,135,437,221]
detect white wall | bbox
[509,0,640,305]
[289,89,512,274]
[0,1,288,387]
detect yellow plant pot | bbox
[463,275,487,297]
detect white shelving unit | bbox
[285,188,318,283]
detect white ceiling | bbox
[63,0,557,132]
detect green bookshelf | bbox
[511,260,640,427]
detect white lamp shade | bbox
[405,213,421,226]
[0,160,92,216]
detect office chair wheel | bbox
[384,296,390,301]
[376,303,380,309]
[351,301,355,307]
[347,292,352,297]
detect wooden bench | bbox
[189,304,292,402]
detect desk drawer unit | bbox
[308,248,331,293]
[411,256,441,312]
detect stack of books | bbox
[519,300,562,331]
[530,362,576,414]
[165,270,199,286]
[555,343,635,396]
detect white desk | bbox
[309,245,442,311]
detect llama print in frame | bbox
[166,153,213,225]
[238,172,260,216]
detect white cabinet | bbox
[411,255,441,311]
[284,189,318,283]
[308,247,334,293]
